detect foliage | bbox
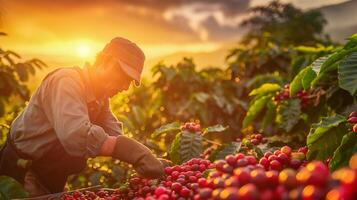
[240,0,329,47]
[66,158,133,190]
[276,99,301,132]
[0,33,47,147]
[0,34,47,117]
[0,176,28,200]
[111,58,247,151]
[330,132,357,171]
[227,0,332,85]
[207,141,241,161]
[307,115,347,161]
[241,34,357,145]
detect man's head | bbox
[91,37,145,98]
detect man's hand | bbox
[158,158,173,168]
[112,136,165,179]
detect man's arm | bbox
[41,75,107,157]
[97,99,123,136]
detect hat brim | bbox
[117,59,141,87]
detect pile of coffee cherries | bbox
[61,150,357,200]
[194,152,356,200]
[348,111,357,133]
[62,158,215,200]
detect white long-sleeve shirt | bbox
[10,67,122,159]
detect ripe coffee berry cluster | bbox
[274,84,290,104]
[347,111,357,133]
[274,84,310,107]
[181,122,202,133]
[248,134,264,145]
[259,146,307,171]
[296,90,310,108]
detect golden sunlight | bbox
[76,44,91,58]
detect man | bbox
[0,37,166,196]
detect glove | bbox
[112,135,164,178]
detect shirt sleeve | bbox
[41,75,108,157]
[97,99,123,136]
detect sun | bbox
[76,45,91,58]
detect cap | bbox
[101,37,145,86]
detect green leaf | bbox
[116,114,135,133]
[311,62,338,86]
[276,99,301,132]
[253,146,264,159]
[290,66,317,97]
[203,124,228,135]
[307,115,347,161]
[294,46,325,54]
[14,64,28,82]
[0,176,28,200]
[194,92,210,103]
[290,67,306,97]
[311,55,329,74]
[329,131,357,171]
[169,132,203,164]
[112,165,126,182]
[338,52,357,96]
[180,132,203,163]
[249,83,281,96]
[131,106,146,126]
[151,122,181,138]
[208,142,241,161]
[243,95,271,128]
[302,67,317,90]
[169,133,182,164]
[260,99,276,131]
[319,46,357,74]
[348,33,357,43]
[26,63,36,75]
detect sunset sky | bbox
[0,0,350,74]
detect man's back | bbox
[10,67,115,159]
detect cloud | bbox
[161,1,250,41]
[121,0,250,16]
[2,0,251,43]
[200,16,246,41]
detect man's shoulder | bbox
[48,67,81,80]
[44,67,84,84]
[41,67,86,91]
